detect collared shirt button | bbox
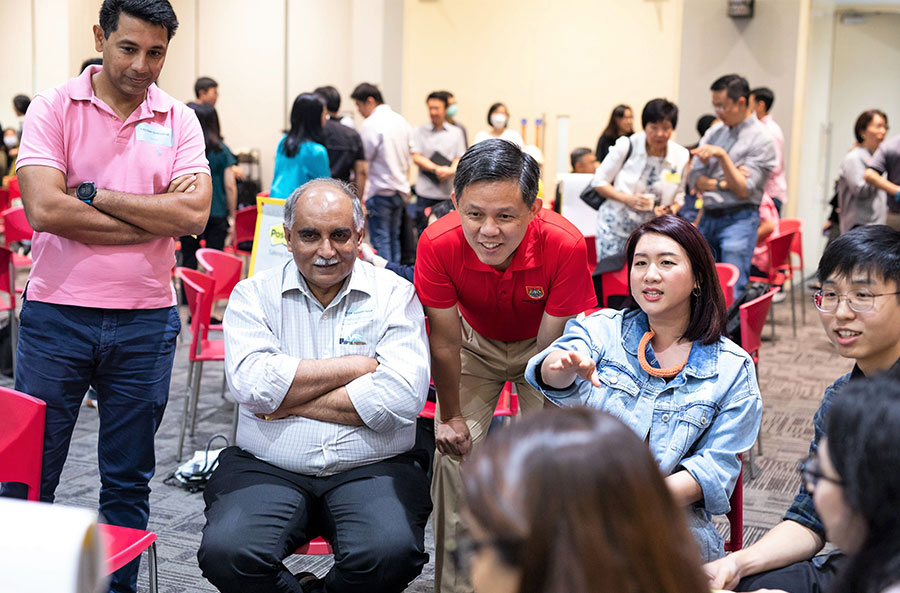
[609,375,617,384]
[661,413,670,422]
[701,415,708,425]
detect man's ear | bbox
[529,198,543,215]
[283,225,293,254]
[450,192,458,210]
[93,25,105,52]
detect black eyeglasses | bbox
[797,454,843,491]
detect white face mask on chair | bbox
[490,113,508,129]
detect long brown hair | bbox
[463,406,710,593]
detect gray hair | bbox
[283,178,365,232]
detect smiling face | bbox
[453,179,540,272]
[630,233,696,326]
[861,113,888,150]
[285,186,361,306]
[812,439,867,553]
[93,14,168,102]
[817,272,900,375]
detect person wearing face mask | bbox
[441,91,468,147]
[836,109,889,235]
[590,98,690,268]
[472,102,524,148]
[806,375,900,593]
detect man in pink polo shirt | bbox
[10,2,210,592]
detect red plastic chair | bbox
[600,262,630,308]
[583,236,597,275]
[224,205,258,258]
[417,381,518,420]
[749,231,796,338]
[716,263,740,309]
[7,176,20,201]
[724,455,744,552]
[0,386,159,592]
[1,206,34,291]
[175,267,229,461]
[739,287,779,475]
[196,248,243,331]
[0,246,17,376]
[293,536,333,556]
[778,218,806,324]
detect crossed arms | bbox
[18,164,212,244]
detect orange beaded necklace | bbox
[637,330,689,379]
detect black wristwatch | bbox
[716,179,726,192]
[76,181,97,206]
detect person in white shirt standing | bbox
[351,82,413,263]
[750,87,788,215]
[198,178,432,593]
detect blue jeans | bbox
[366,192,405,263]
[698,207,760,297]
[15,298,180,593]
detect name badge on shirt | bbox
[135,123,173,147]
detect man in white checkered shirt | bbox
[198,178,432,593]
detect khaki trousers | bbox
[432,317,545,593]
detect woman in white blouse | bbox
[472,102,525,147]
[591,98,690,265]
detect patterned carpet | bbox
[5,283,852,592]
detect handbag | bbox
[579,136,635,210]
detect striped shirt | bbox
[223,258,430,476]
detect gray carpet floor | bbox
[6,283,851,592]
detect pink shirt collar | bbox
[67,65,174,118]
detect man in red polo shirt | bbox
[415,138,596,593]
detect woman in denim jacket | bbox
[525,215,761,561]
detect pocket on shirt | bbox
[669,401,718,456]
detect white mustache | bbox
[314,257,340,266]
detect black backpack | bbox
[725,281,772,345]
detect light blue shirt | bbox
[525,308,761,561]
[270,135,331,199]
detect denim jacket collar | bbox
[621,310,719,380]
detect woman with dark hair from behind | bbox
[595,103,634,161]
[526,214,761,562]
[270,92,330,198]
[461,405,712,593]
[803,375,900,593]
[836,109,889,234]
[179,102,237,271]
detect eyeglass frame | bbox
[812,289,900,313]
[797,454,843,492]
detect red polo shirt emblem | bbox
[526,286,545,299]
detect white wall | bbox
[400,0,685,186]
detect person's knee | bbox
[336,525,426,588]
[198,522,278,588]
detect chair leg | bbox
[769,299,776,341]
[231,402,239,445]
[747,445,756,480]
[190,360,204,437]
[220,368,227,400]
[789,276,797,337]
[9,310,16,380]
[177,360,196,462]
[800,269,807,325]
[147,541,158,593]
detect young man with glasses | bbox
[704,224,900,592]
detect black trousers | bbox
[180,216,230,270]
[736,553,845,593]
[198,446,432,593]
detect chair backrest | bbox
[7,176,20,200]
[196,248,243,301]
[0,246,15,307]
[176,267,217,359]
[1,206,35,245]
[761,231,795,282]
[739,288,780,361]
[778,218,804,268]
[233,205,258,245]
[0,387,46,500]
[716,263,740,309]
[583,236,597,275]
[0,188,10,213]
[600,262,630,308]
